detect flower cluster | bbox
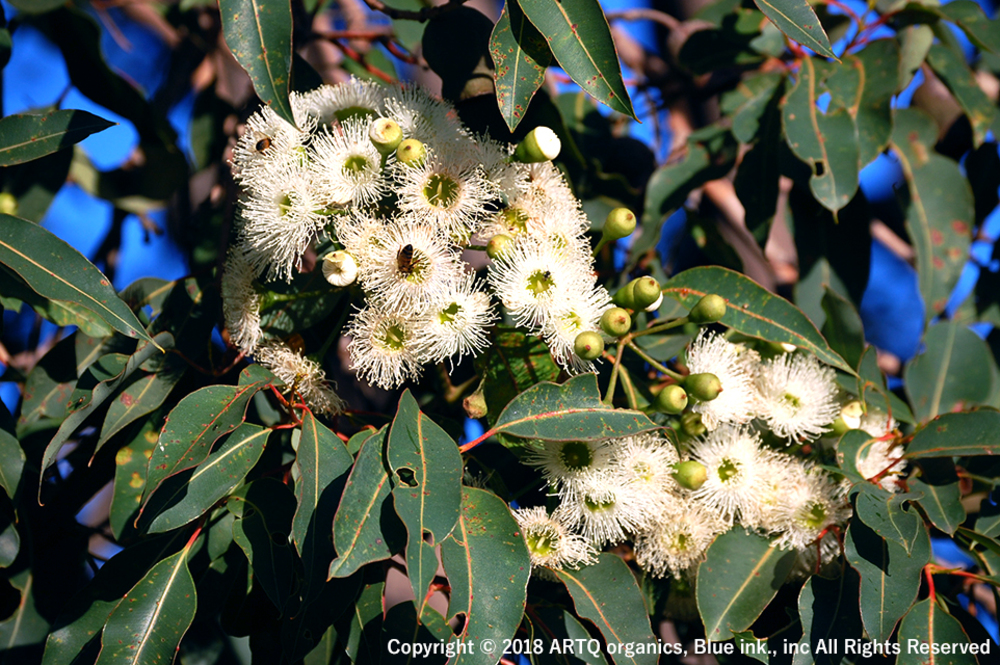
[513,331,901,580]
[224,79,613,412]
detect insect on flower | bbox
[396,243,416,276]
[255,136,273,152]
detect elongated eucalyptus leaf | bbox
[229,478,297,614]
[911,459,965,535]
[0,404,24,502]
[94,547,197,665]
[897,599,978,665]
[0,214,150,342]
[329,428,405,579]
[926,44,997,147]
[792,567,863,664]
[753,0,835,58]
[440,487,531,665]
[219,0,295,127]
[845,516,929,642]
[98,363,183,447]
[904,410,1000,458]
[853,485,923,554]
[697,529,796,641]
[0,110,114,166]
[516,0,636,119]
[904,320,997,423]
[554,554,657,665]
[291,410,353,610]
[890,108,974,321]
[148,424,270,533]
[142,374,271,510]
[491,374,658,442]
[386,391,462,607]
[109,414,162,540]
[662,266,854,374]
[40,333,173,494]
[490,0,552,131]
[782,57,859,212]
[855,345,915,424]
[0,569,48,648]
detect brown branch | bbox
[362,0,472,23]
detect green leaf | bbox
[976,497,1000,539]
[903,320,997,422]
[662,266,855,374]
[721,71,785,144]
[553,553,657,665]
[258,271,345,336]
[753,0,835,58]
[109,415,162,540]
[890,108,974,320]
[386,391,462,606]
[516,0,636,119]
[0,110,114,167]
[490,0,553,131]
[422,8,494,102]
[39,333,172,488]
[94,547,197,665]
[440,487,531,665]
[897,599,978,665]
[7,0,66,14]
[329,428,406,579]
[98,361,183,448]
[476,327,563,426]
[938,0,1000,54]
[331,581,384,665]
[926,44,998,147]
[792,567,864,665]
[0,263,114,337]
[845,515,930,642]
[835,429,881,482]
[2,147,73,223]
[820,288,864,370]
[696,528,796,641]
[0,403,24,502]
[634,129,738,259]
[0,569,49,649]
[291,410,353,561]
[142,378,271,510]
[219,0,295,127]
[0,214,151,342]
[852,39,900,167]
[854,345,915,424]
[147,424,270,533]
[782,57,859,212]
[41,535,180,665]
[904,410,1000,458]
[228,478,298,614]
[528,607,609,665]
[853,486,923,554]
[491,374,659,442]
[911,459,965,535]
[733,95,782,243]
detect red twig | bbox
[328,40,395,84]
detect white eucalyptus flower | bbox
[755,353,840,441]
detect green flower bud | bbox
[688,294,727,324]
[600,307,632,337]
[686,372,722,402]
[486,234,514,259]
[672,460,708,490]
[369,117,403,155]
[396,138,426,167]
[0,193,17,216]
[463,387,488,420]
[574,331,605,361]
[680,412,707,438]
[831,400,864,435]
[603,207,636,241]
[632,276,661,311]
[654,384,688,414]
[512,126,561,163]
[613,281,636,309]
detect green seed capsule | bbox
[654,384,688,414]
[632,277,661,310]
[512,126,561,163]
[686,372,722,401]
[600,307,632,337]
[613,281,637,309]
[603,207,636,240]
[574,331,605,361]
[672,460,708,490]
[369,117,403,155]
[486,234,514,259]
[688,294,727,324]
[396,138,426,166]
[680,412,707,437]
